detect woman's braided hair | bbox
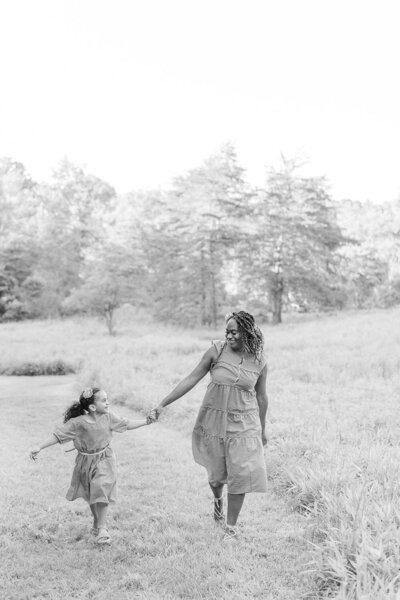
[226,310,264,363]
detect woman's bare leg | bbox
[227,493,245,527]
[209,482,224,499]
[209,482,224,522]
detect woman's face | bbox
[225,318,244,351]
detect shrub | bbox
[2,359,76,376]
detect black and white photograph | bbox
[1,1,399,599]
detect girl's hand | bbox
[29,446,41,461]
[149,407,163,422]
[261,432,267,447]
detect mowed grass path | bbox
[0,376,315,600]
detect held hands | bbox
[147,407,163,424]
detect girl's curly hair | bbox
[226,310,264,363]
[64,387,101,422]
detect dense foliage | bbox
[1,148,399,329]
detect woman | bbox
[151,310,268,541]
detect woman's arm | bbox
[29,434,59,460]
[155,346,217,412]
[255,364,268,446]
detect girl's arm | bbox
[154,346,216,414]
[29,434,59,460]
[126,418,150,430]
[255,364,268,446]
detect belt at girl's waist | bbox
[65,443,110,455]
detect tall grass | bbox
[1,306,399,597]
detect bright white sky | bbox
[0,0,399,203]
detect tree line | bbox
[1,145,399,332]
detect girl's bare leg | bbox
[96,503,109,530]
[90,504,98,529]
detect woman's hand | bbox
[29,446,41,461]
[261,431,267,447]
[148,406,163,422]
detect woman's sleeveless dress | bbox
[192,341,267,494]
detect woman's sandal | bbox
[96,528,111,545]
[213,496,225,524]
[223,525,238,542]
[90,527,99,536]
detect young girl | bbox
[29,387,154,545]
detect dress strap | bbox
[211,340,226,364]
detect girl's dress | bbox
[192,341,267,494]
[53,412,127,504]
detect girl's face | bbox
[91,390,110,415]
[225,318,244,351]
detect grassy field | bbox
[1,306,399,598]
[0,376,312,600]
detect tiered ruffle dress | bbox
[192,341,267,494]
[53,412,128,504]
